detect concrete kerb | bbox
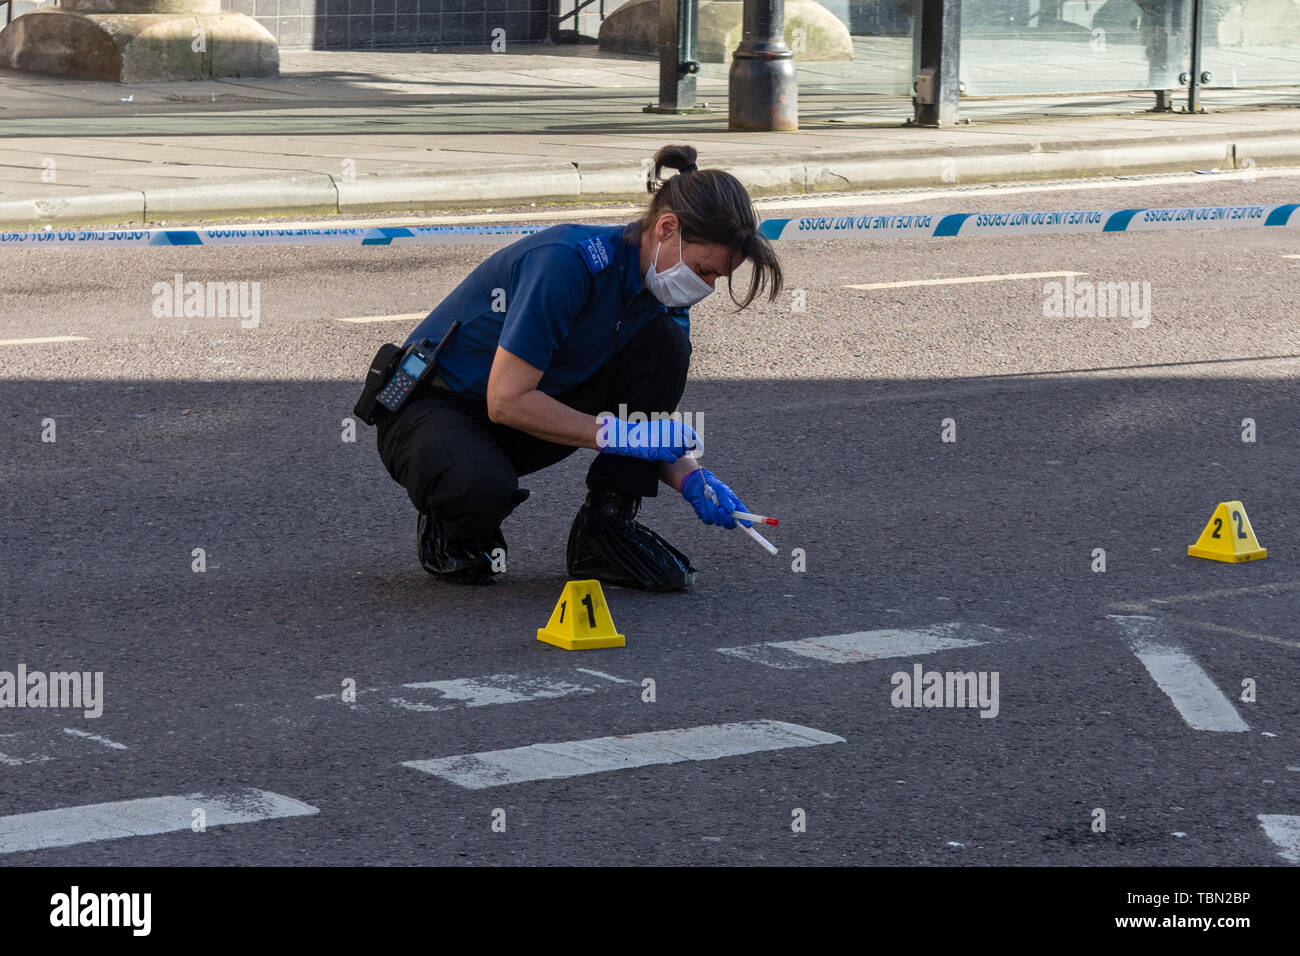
[0,190,145,228]
[4,129,1300,229]
[337,161,582,213]
[1231,133,1300,168]
[925,139,1236,186]
[143,173,337,220]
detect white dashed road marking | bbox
[334,312,426,324]
[846,271,1085,291]
[573,668,634,684]
[0,789,319,855]
[0,726,131,764]
[1110,615,1249,732]
[403,720,845,790]
[717,623,1004,669]
[62,728,128,750]
[0,335,89,346]
[397,673,595,710]
[317,668,629,713]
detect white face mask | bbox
[645,231,714,308]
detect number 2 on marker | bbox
[1212,512,1249,539]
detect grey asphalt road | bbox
[1,172,1298,866]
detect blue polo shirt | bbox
[404,221,690,399]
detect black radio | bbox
[353,320,459,426]
[378,340,438,412]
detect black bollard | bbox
[728,0,797,131]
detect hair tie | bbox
[680,163,698,174]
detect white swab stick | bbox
[740,522,779,555]
[699,473,777,554]
[731,511,778,526]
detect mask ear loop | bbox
[651,215,670,274]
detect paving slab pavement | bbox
[1,42,1298,227]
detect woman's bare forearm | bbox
[491,388,605,448]
[660,454,701,493]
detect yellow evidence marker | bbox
[537,580,626,650]
[1187,501,1267,563]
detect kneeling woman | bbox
[374,143,783,589]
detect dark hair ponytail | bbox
[641,144,783,310]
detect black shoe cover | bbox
[417,511,504,586]
[566,490,696,592]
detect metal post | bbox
[728,0,797,131]
[644,0,708,114]
[1188,0,1204,112]
[912,0,961,127]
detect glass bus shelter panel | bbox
[1199,0,1300,89]
[957,0,1192,96]
[786,0,916,96]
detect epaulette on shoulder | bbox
[575,233,616,275]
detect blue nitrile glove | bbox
[597,415,699,463]
[680,468,751,530]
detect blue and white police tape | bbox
[0,223,548,247]
[758,203,1300,240]
[1,203,1296,247]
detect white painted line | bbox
[1110,615,1249,732]
[1257,815,1300,863]
[1114,583,1300,650]
[323,669,619,713]
[1167,617,1300,652]
[718,623,1003,669]
[0,788,319,855]
[0,732,53,766]
[386,697,449,713]
[62,728,127,750]
[400,673,596,708]
[403,720,844,790]
[0,335,90,346]
[334,312,426,324]
[1128,579,1300,608]
[0,752,50,766]
[574,668,634,684]
[846,271,1085,291]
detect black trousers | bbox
[375,314,692,547]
